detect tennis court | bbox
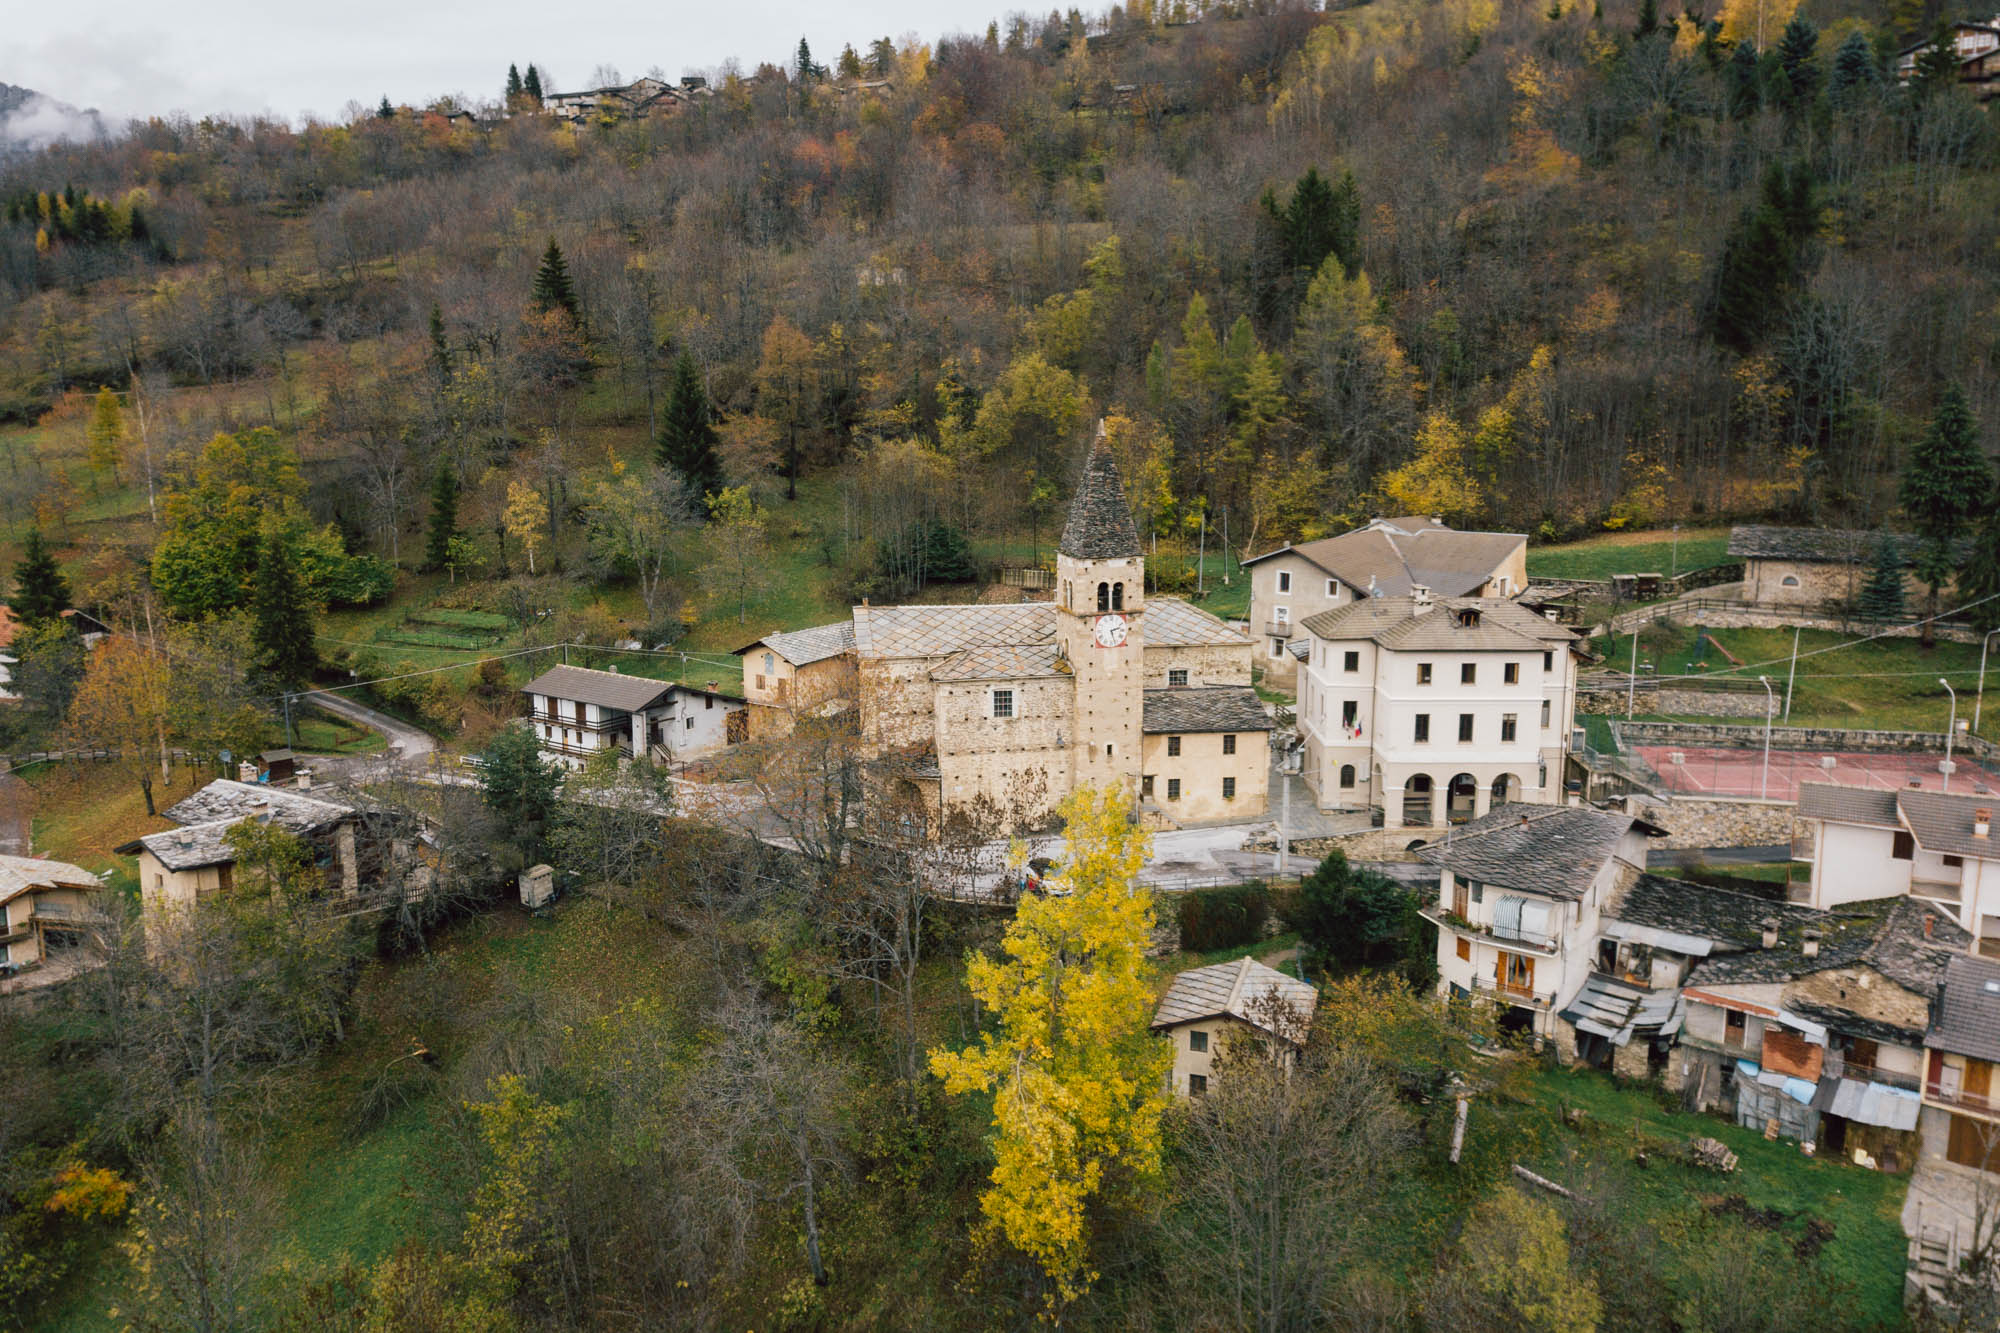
[1631,744,2000,801]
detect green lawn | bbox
[291,715,388,755]
[1593,623,1999,741]
[1527,527,1733,582]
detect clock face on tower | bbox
[1093,613,1129,648]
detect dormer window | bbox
[1457,608,1481,628]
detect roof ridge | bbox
[1224,955,1255,1013]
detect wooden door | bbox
[1948,1113,2000,1171]
[1452,879,1469,919]
[1968,1060,1993,1110]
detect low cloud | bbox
[0,93,107,152]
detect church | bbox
[738,437,1272,828]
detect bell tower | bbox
[1055,428,1145,796]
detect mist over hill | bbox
[0,82,107,156]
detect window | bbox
[1106,744,1114,759]
[1542,651,1553,671]
[704,694,714,709]
[1343,651,1359,673]
[1275,605,1291,624]
[1418,662,1434,685]
[1271,639,1286,657]
[1277,570,1292,593]
[1326,579,1337,596]
[763,652,775,673]
[1461,663,1477,684]
[1541,700,1552,727]
[1458,714,1474,742]
[1167,736,1182,757]
[1503,952,1534,992]
[1223,776,1237,799]
[1112,582,1124,610]
[1724,1009,1746,1046]
[1341,700,1358,729]
[1501,714,1518,742]
[1456,938,1471,962]
[1167,778,1182,801]
[1189,1029,1208,1052]
[1168,668,1188,687]
[1188,1073,1208,1096]
[1946,854,1965,868]
[991,689,1015,719]
[1414,714,1431,743]
[1504,662,1520,684]
[1222,734,1236,755]
[756,675,767,691]
[1781,575,1801,588]
[1097,582,1110,611]
[1598,939,1618,972]
[1339,764,1356,788]
[1893,830,1915,860]
[685,716,696,730]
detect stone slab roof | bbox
[519,664,676,713]
[1145,598,1249,648]
[1899,789,2000,860]
[1928,953,2000,1063]
[852,604,1055,660]
[162,779,355,831]
[1242,520,1524,599]
[738,621,855,668]
[1142,686,1271,735]
[1300,596,1574,653]
[1685,896,1968,991]
[930,644,1068,682]
[1727,525,1922,564]
[0,854,100,909]
[1059,439,1142,560]
[1415,805,1662,902]
[1797,783,1899,828]
[1607,873,1813,952]
[1151,956,1317,1042]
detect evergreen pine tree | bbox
[1328,168,1361,278]
[425,466,460,573]
[10,528,70,626]
[377,96,396,119]
[867,37,897,76]
[506,63,525,103]
[1775,15,1823,114]
[1726,40,1762,118]
[252,530,317,687]
[796,37,820,82]
[1900,384,1995,645]
[524,65,545,104]
[1858,533,1908,621]
[1959,506,2000,635]
[1634,0,1659,41]
[656,351,723,496]
[1709,162,1817,353]
[530,237,582,325]
[1829,30,1880,106]
[1913,23,1963,95]
[838,44,864,80]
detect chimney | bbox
[1802,929,1821,960]
[295,772,312,791]
[251,800,272,822]
[1411,585,1434,614]
[1976,808,1992,839]
[1910,778,1924,789]
[707,681,719,693]
[1761,918,1779,949]
[1520,813,1531,828]
[607,665,619,673]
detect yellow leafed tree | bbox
[930,783,1168,1307]
[503,480,546,574]
[1719,0,1800,46]
[1378,412,1483,524]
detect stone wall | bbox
[857,657,941,752]
[1578,683,1774,718]
[1624,795,1799,850]
[1657,601,1984,646]
[1613,720,1999,760]
[1145,641,1255,688]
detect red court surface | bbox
[1631,745,2000,801]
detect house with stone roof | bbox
[1921,953,2000,1172]
[1151,956,1318,1097]
[0,854,103,974]
[117,778,367,925]
[1796,783,2000,955]
[1419,804,1665,1043]
[1241,517,1527,685]
[520,664,745,770]
[1294,592,1579,824]
[1727,524,1947,610]
[735,429,1272,828]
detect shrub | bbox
[1177,881,1271,953]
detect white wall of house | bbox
[1300,633,1573,823]
[1806,818,2000,946]
[1248,556,1351,683]
[655,688,742,759]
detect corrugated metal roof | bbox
[1151,957,1318,1042]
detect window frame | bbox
[1188,1029,1208,1053]
[1504,662,1520,685]
[1167,735,1182,757]
[1222,775,1236,799]
[1417,662,1434,685]
[1414,714,1431,743]
[1222,734,1236,755]
[1343,650,1360,673]
[1167,668,1189,688]
[1276,570,1292,593]
[1339,764,1356,789]
[1893,830,1915,861]
[1167,778,1182,801]
[1458,713,1474,743]
[1188,1073,1208,1096]
[1501,713,1518,743]
[990,688,1015,720]
[1460,662,1477,685]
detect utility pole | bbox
[283,693,296,749]
[1221,508,1230,585]
[1976,629,2000,736]
[1197,508,1207,597]
[1627,625,1640,719]
[1942,678,1959,794]
[1757,677,1774,801]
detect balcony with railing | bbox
[1471,974,1548,1006]
[1265,620,1293,639]
[1824,1052,1921,1092]
[1925,1080,2000,1119]
[1419,907,1559,956]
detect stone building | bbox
[1151,956,1318,1097]
[1295,593,1579,824]
[735,622,857,739]
[735,437,1272,828]
[1241,517,1527,685]
[0,854,103,973]
[1728,525,1938,610]
[121,780,362,921]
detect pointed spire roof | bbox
[1059,424,1143,560]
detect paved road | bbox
[302,690,436,759]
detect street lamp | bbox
[1757,676,1775,801]
[1976,629,2000,737]
[1941,677,1959,794]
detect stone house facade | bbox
[1728,525,1939,610]
[1241,518,1527,686]
[1295,594,1578,825]
[736,622,856,739]
[122,780,362,923]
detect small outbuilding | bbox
[1151,956,1318,1097]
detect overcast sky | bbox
[8,0,1013,125]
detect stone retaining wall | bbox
[1578,685,1773,718]
[1624,795,1799,850]
[1681,605,1983,645]
[1612,720,1998,760]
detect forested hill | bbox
[0,0,1996,562]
